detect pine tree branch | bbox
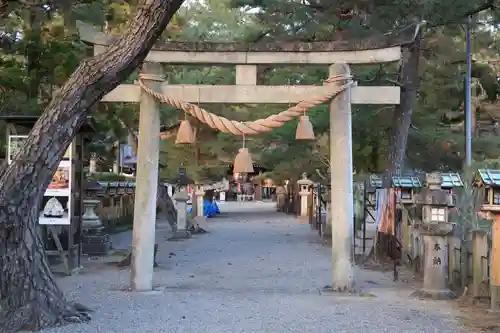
[0,0,95,17]
[427,0,497,27]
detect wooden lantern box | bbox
[367,174,382,204]
[440,172,463,206]
[475,169,500,213]
[392,176,422,204]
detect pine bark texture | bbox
[376,33,421,261]
[0,0,184,331]
[383,34,421,186]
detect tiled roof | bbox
[392,176,421,188]
[441,172,463,188]
[369,174,382,188]
[367,174,421,188]
[477,169,500,186]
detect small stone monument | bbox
[169,188,191,240]
[81,179,112,256]
[297,173,313,222]
[411,172,455,300]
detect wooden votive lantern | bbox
[392,175,422,205]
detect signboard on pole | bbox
[8,135,72,225]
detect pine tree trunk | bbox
[377,31,421,262]
[383,33,421,186]
[0,0,184,331]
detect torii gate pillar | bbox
[329,63,354,289]
[130,62,162,291]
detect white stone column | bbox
[195,185,205,217]
[130,63,162,291]
[299,190,309,217]
[297,174,313,222]
[328,63,354,291]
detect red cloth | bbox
[379,189,396,235]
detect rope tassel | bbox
[233,148,254,173]
[175,119,195,144]
[295,115,315,140]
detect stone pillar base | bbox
[322,222,332,239]
[81,228,112,256]
[297,216,308,224]
[168,230,191,241]
[411,288,456,300]
[490,285,500,312]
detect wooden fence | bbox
[95,181,136,230]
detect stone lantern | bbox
[297,173,313,222]
[81,179,112,255]
[412,172,455,300]
[276,185,286,212]
[169,188,191,240]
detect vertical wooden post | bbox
[472,230,488,298]
[329,63,354,290]
[130,62,162,291]
[447,235,461,288]
[401,208,409,261]
[491,215,500,311]
[113,141,120,173]
[195,185,205,218]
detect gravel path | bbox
[39,202,465,333]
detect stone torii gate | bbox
[78,23,415,292]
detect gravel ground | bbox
[38,202,466,333]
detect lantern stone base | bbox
[81,198,112,256]
[81,227,112,256]
[411,288,456,300]
[411,232,455,301]
[168,230,191,241]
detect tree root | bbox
[0,300,92,333]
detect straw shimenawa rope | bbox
[138,74,353,136]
